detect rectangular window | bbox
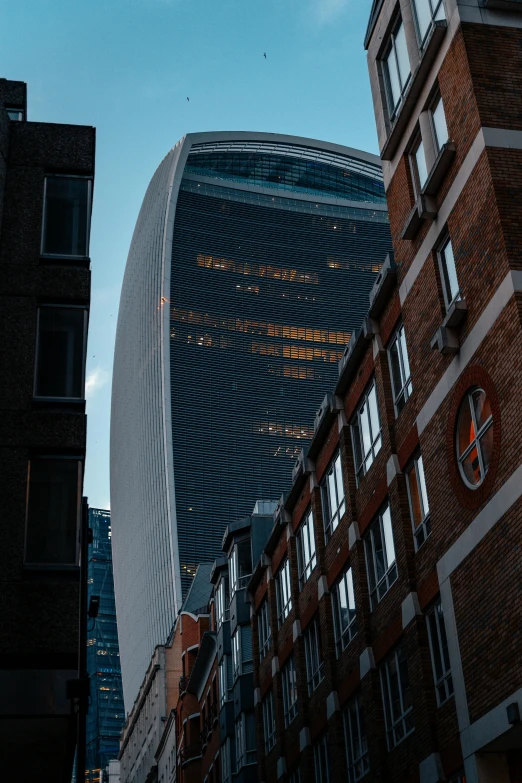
[351,382,382,483]
[364,504,397,609]
[430,94,449,154]
[332,567,357,654]
[25,457,82,565]
[215,576,229,630]
[312,735,331,783]
[289,771,301,783]
[380,646,414,748]
[320,452,346,541]
[438,235,460,310]
[411,133,428,194]
[7,108,24,121]
[343,697,369,783]
[427,601,453,705]
[229,540,252,597]
[221,739,231,783]
[258,599,271,661]
[41,175,92,257]
[281,654,298,726]
[262,690,276,753]
[231,625,253,681]
[383,18,411,118]
[235,713,256,770]
[297,508,317,586]
[34,306,88,399]
[276,559,292,627]
[304,616,324,694]
[388,323,412,415]
[406,454,431,549]
[218,656,233,708]
[235,716,244,771]
[412,0,446,47]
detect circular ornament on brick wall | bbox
[447,366,501,509]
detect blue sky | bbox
[3,0,376,509]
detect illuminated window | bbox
[405,454,430,549]
[456,387,493,489]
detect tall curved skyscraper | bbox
[111,132,391,708]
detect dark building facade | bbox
[86,508,125,783]
[111,131,392,710]
[247,2,522,783]
[0,79,95,781]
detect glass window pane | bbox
[372,524,386,582]
[415,139,428,188]
[43,177,90,256]
[389,339,403,401]
[432,96,449,150]
[360,403,372,459]
[457,396,475,458]
[385,47,401,110]
[462,445,481,486]
[473,389,492,432]
[382,506,396,567]
[417,455,429,516]
[26,459,80,564]
[347,568,355,612]
[407,463,423,527]
[368,385,380,444]
[394,23,411,91]
[35,308,85,398]
[441,239,459,305]
[414,0,433,42]
[479,427,494,474]
[334,455,345,506]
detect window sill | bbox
[430,299,468,354]
[381,20,448,162]
[32,397,86,412]
[40,254,91,268]
[401,194,437,240]
[23,563,80,582]
[421,142,456,197]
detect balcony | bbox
[179,743,202,766]
[179,675,189,695]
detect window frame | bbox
[41,174,93,259]
[437,234,460,312]
[388,322,412,416]
[412,0,446,49]
[215,575,230,631]
[343,697,370,783]
[312,734,331,783]
[429,92,449,155]
[382,16,412,121]
[218,656,233,708]
[296,507,317,586]
[320,452,346,542]
[456,387,493,490]
[229,538,252,598]
[258,598,271,661]
[231,625,253,681]
[281,654,298,727]
[409,130,428,197]
[380,645,415,749]
[332,566,357,655]
[351,380,382,484]
[405,453,431,550]
[364,504,397,610]
[426,600,454,706]
[34,304,89,401]
[261,689,276,753]
[275,558,292,627]
[304,615,324,695]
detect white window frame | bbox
[262,690,276,753]
[218,656,232,708]
[312,734,331,783]
[343,697,369,783]
[297,508,317,586]
[437,234,460,311]
[380,646,414,749]
[426,601,454,706]
[231,629,240,681]
[320,452,346,541]
[258,599,271,661]
[388,323,412,416]
[41,174,92,259]
[229,539,252,598]
[304,616,324,695]
[382,17,412,120]
[281,654,298,727]
[275,558,292,627]
[351,381,382,484]
[406,453,431,550]
[332,567,357,655]
[412,0,446,49]
[364,504,397,610]
[215,576,229,630]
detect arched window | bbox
[456,387,493,488]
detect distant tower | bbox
[110,131,391,709]
[85,509,125,782]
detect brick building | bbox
[248,2,522,782]
[0,79,95,781]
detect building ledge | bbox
[430,299,467,355]
[368,252,396,319]
[381,20,448,162]
[479,0,522,8]
[401,195,437,241]
[307,393,343,461]
[334,320,376,395]
[421,142,456,197]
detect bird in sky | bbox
[263,52,267,58]
[187,96,190,102]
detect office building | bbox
[110,131,392,709]
[0,78,95,781]
[86,509,125,783]
[248,2,522,782]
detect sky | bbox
[2,0,377,510]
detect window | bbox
[275,559,292,626]
[25,457,82,565]
[351,382,382,483]
[456,387,493,489]
[312,735,331,783]
[215,576,229,630]
[218,656,233,708]
[258,599,271,660]
[430,94,449,154]
[235,713,256,769]
[297,508,317,586]
[281,655,298,726]
[438,235,460,310]
[289,771,301,783]
[231,626,253,680]
[304,616,324,694]
[343,698,369,782]
[383,18,411,118]
[320,453,345,541]
[388,323,412,415]
[41,175,92,257]
[448,774,466,783]
[412,0,446,48]
[380,646,414,748]
[6,108,24,121]
[34,306,87,399]
[364,504,397,609]
[332,567,357,654]
[427,601,453,705]
[410,133,428,194]
[262,690,276,753]
[229,540,252,596]
[406,454,430,549]
[221,738,231,783]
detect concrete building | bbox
[110,130,392,710]
[0,78,95,781]
[248,3,522,782]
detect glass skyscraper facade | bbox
[85,508,124,783]
[111,132,391,710]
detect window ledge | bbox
[401,195,437,240]
[381,20,448,162]
[368,252,396,319]
[421,142,456,197]
[430,299,467,354]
